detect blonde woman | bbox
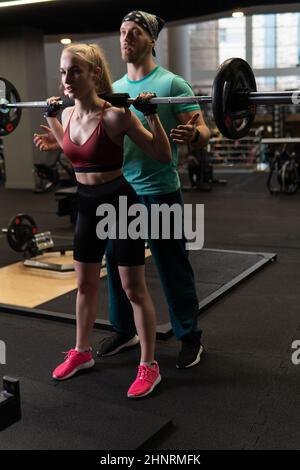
[39,43,171,398]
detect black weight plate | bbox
[0,77,22,136]
[212,58,257,139]
[6,213,38,253]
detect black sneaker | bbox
[96,332,139,357]
[176,332,204,369]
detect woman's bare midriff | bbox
[75,168,123,185]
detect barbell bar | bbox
[1,57,300,140]
[2,91,299,108]
[2,100,65,109]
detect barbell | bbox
[1,213,40,255]
[1,57,300,140]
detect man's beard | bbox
[122,50,140,64]
[121,43,152,64]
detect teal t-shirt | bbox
[113,65,200,195]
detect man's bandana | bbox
[122,10,165,55]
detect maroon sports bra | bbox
[62,102,123,173]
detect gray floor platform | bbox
[0,376,170,450]
[0,248,276,338]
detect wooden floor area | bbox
[0,251,77,308]
[0,249,151,308]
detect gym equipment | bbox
[0,376,21,432]
[2,58,300,139]
[34,150,76,193]
[186,153,213,191]
[0,78,21,136]
[0,137,4,182]
[211,58,257,140]
[272,105,286,138]
[2,213,74,272]
[182,147,227,192]
[55,185,78,225]
[2,213,106,271]
[6,214,39,254]
[267,147,300,194]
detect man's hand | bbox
[170,113,200,144]
[33,125,60,151]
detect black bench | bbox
[55,186,78,224]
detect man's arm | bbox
[168,75,211,147]
[170,110,211,147]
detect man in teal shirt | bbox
[98,11,211,368]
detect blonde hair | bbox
[62,43,113,94]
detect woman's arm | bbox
[125,110,172,163]
[33,125,61,151]
[44,117,64,149]
[106,93,171,163]
[43,97,70,149]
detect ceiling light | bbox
[61,38,72,45]
[232,11,244,18]
[0,0,55,8]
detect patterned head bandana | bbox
[121,10,165,56]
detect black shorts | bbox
[74,175,145,266]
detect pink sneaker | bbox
[127,361,161,398]
[52,349,95,381]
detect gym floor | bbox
[0,171,300,449]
